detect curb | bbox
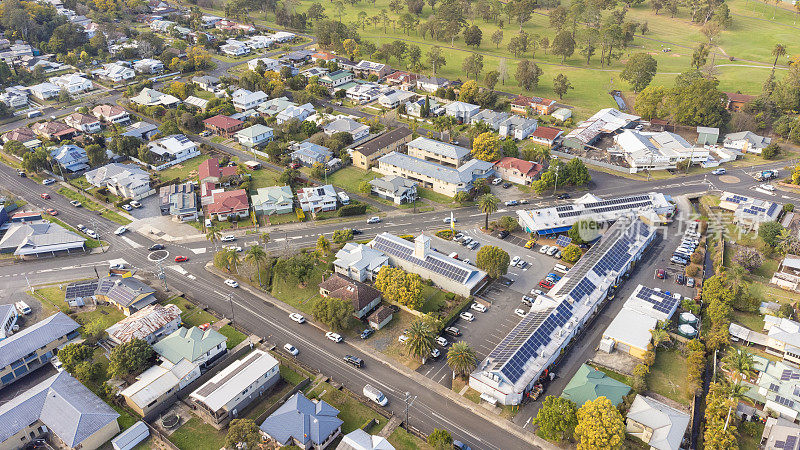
[203,262,553,449]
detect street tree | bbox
[316,235,332,255]
[244,245,268,286]
[427,429,453,449]
[574,396,625,450]
[205,225,222,251]
[476,245,511,278]
[332,229,354,244]
[405,315,436,361]
[552,73,573,100]
[484,70,500,90]
[447,341,477,376]
[620,53,658,92]
[477,194,499,229]
[312,296,354,331]
[533,396,578,442]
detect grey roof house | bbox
[334,243,389,282]
[159,182,198,222]
[375,152,493,197]
[723,131,771,154]
[0,222,86,257]
[50,144,89,172]
[369,175,417,205]
[0,371,119,450]
[260,392,343,449]
[291,142,333,167]
[94,276,158,316]
[626,394,690,450]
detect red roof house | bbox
[203,115,245,137]
[493,157,543,186]
[206,189,249,220]
[724,92,755,112]
[311,51,337,61]
[511,95,558,116]
[198,158,221,184]
[31,122,78,141]
[385,71,419,86]
[529,126,564,147]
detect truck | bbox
[755,170,779,181]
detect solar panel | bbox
[65,280,99,300]
[767,203,779,216]
[634,286,681,315]
[555,235,572,247]
[769,383,780,392]
[781,369,800,381]
[776,395,795,408]
[372,235,471,284]
[786,436,798,449]
[555,205,573,212]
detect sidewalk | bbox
[203,263,550,449]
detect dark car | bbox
[497,230,509,239]
[17,170,26,177]
[502,182,512,189]
[557,193,571,199]
[360,328,374,339]
[343,354,364,368]
[453,440,472,450]
[351,229,363,235]
[676,274,685,285]
[444,326,461,337]
[148,244,165,251]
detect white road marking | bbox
[190,247,207,254]
[187,274,196,280]
[168,265,188,275]
[120,236,142,248]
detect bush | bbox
[561,244,582,263]
[435,229,454,239]
[338,203,367,216]
[741,421,762,437]
[686,265,700,277]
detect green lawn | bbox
[168,417,227,450]
[279,363,310,386]
[647,348,692,406]
[306,381,388,434]
[158,155,212,182]
[732,310,765,331]
[55,187,131,225]
[389,427,435,450]
[218,324,247,349]
[166,296,218,328]
[30,285,124,334]
[327,166,380,193]
[416,187,455,205]
[31,286,70,314]
[590,364,632,386]
[420,285,449,314]
[248,167,282,190]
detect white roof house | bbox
[221,40,250,56]
[276,102,314,124]
[297,184,338,213]
[724,131,771,154]
[333,243,389,282]
[470,109,511,130]
[247,57,282,72]
[147,134,200,169]
[96,63,135,82]
[337,429,395,450]
[28,82,60,100]
[602,307,658,357]
[563,108,640,148]
[445,101,480,122]
[236,124,274,147]
[761,418,800,450]
[0,222,86,256]
[49,73,93,94]
[271,31,296,42]
[133,58,164,74]
[614,129,708,172]
[1,86,29,108]
[377,89,415,109]
[719,191,782,232]
[257,97,295,116]
[85,163,152,199]
[130,88,180,107]
[626,395,690,450]
[231,88,268,111]
[498,115,538,140]
[184,95,209,110]
[120,359,200,414]
[251,185,294,216]
[323,117,369,141]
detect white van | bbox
[205,218,213,228]
[15,301,31,315]
[363,384,388,406]
[553,264,569,274]
[337,191,350,205]
[448,252,459,259]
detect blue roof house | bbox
[51,144,89,172]
[260,392,343,449]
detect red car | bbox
[45,208,58,216]
[656,269,666,279]
[539,280,555,289]
[289,162,301,169]
[175,256,189,262]
[40,193,50,199]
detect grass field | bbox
[218,324,247,349]
[327,166,380,193]
[168,417,227,450]
[306,381,389,434]
[55,187,131,225]
[647,348,692,405]
[166,296,218,327]
[157,154,212,182]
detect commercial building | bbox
[493,157,543,186]
[352,127,412,170]
[105,303,182,345]
[260,392,343,449]
[152,326,227,370]
[406,137,471,168]
[560,364,630,407]
[470,217,656,405]
[120,359,200,416]
[516,192,674,235]
[0,372,119,450]
[251,185,294,216]
[235,124,273,147]
[613,129,709,173]
[369,233,488,297]
[190,350,280,425]
[334,243,389,282]
[159,182,198,221]
[562,108,640,150]
[718,192,781,233]
[319,274,382,319]
[147,134,200,170]
[375,152,493,197]
[297,185,338,213]
[0,222,86,257]
[369,175,417,205]
[0,312,80,387]
[626,395,690,450]
[85,163,153,200]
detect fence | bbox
[253,378,311,425]
[551,150,634,174]
[143,421,181,450]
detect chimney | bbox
[414,233,430,259]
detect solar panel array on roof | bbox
[635,286,681,315]
[372,235,470,283]
[785,435,798,449]
[768,203,779,216]
[65,280,99,300]
[776,395,795,408]
[557,199,652,218]
[555,235,572,247]
[555,205,573,212]
[769,383,780,392]
[726,194,749,204]
[781,369,800,381]
[583,195,650,209]
[742,208,759,215]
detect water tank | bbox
[679,312,698,325]
[677,324,697,338]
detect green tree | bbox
[561,243,582,263]
[73,361,104,384]
[245,245,268,287]
[316,235,332,255]
[574,396,625,450]
[108,338,154,379]
[620,53,658,92]
[476,245,511,278]
[359,181,372,194]
[85,144,108,167]
[566,157,591,186]
[761,142,781,159]
[464,25,482,48]
[462,53,484,80]
[310,162,325,179]
[477,194,499,229]
[206,225,221,250]
[57,343,94,373]
[427,429,453,449]
[759,221,784,247]
[484,70,500,90]
[454,191,471,203]
[668,72,730,127]
[721,347,756,385]
[312,296,354,331]
[551,30,575,63]
[225,419,261,450]
[497,215,520,232]
[515,59,543,91]
[446,341,477,376]
[332,229,354,244]
[472,132,502,161]
[375,266,424,310]
[635,85,666,120]
[405,315,436,361]
[533,396,578,442]
[491,30,504,48]
[552,74,573,100]
[568,220,600,244]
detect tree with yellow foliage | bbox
[375,266,424,310]
[343,38,359,60]
[574,396,625,450]
[472,132,502,162]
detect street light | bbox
[552,157,560,196]
[404,391,417,431]
[227,293,235,324]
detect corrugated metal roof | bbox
[106,303,181,343]
[0,312,79,368]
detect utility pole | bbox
[228,293,235,324]
[404,391,417,431]
[552,158,560,197]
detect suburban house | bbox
[95,63,135,82]
[192,75,220,91]
[346,82,387,104]
[1,86,28,109]
[122,122,159,141]
[529,126,564,148]
[470,109,511,130]
[190,350,280,425]
[92,104,130,124]
[560,364,631,407]
[354,60,392,78]
[0,222,86,257]
[385,70,418,87]
[147,134,200,169]
[91,276,158,316]
[50,144,90,172]
[745,359,800,421]
[64,112,101,133]
[323,117,369,141]
[369,175,417,205]
[771,254,800,292]
[369,233,489,297]
[368,306,394,331]
[257,97,295,117]
[280,50,313,67]
[259,392,343,449]
[319,273,382,319]
[105,303,182,345]
[493,157,543,186]
[28,82,60,100]
[221,41,250,56]
[510,95,557,115]
[207,189,250,221]
[724,92,756,112]
[120,359,200,417]
[352,127,412,170]
[416,76,449,93]
[445,101,480,123]
[405,97,444,117]
[152,326,227,370]
[406,136,471,168]
[319,70,354,89]
[235,124,273,147]
[203,114,245,137]
[291,142,333,167]
[338,429,395,450]
[552,108,572,122]
[252,185,294,216]
[159,182,199,222]
[232,89,269,111]
[615,129,708,173]
[718,191,781,232]
[375,152,493,197]
[133,58,164,73]
[761,418,800,450]
[297,185,338,213]
[185,96,209,110]
[626,395,690,450]
[0,312,80,388]
[247,57,282,72]
[333,243,389,282]
[723,131,772,154]
[198,157,238,185]
[49,73,93,94]
[130,88,180,107]
[31,121,78,141]
[0,304,17,340]
[377,89,415,109]
[498,115,538,140]
[729,315,800,365]
[0,372,119,450]
[2,127,40,149]
[276,102,315,124]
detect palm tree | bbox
[721,347,756,385]
[777,228,795,255]
[245,245,267,286]
[316,235,332,256]
[405,317,436,361]
[206,225,221,251]
[260,232,270,252]
[772,43,786,76]
[447,341,477,377]
[226,249,242,275]
[477,194,499,230]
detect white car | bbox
[70,200,82,207]
[442,217,458,223]
[760,184,776,191]
[366,216,381,224]
[430,348,441,358]
[289,313,305,324]
[130,200,142,208]
[224,245,243,252]
[114,226,127,235]
[398,334,408,343]
[510,256,521,266]
[547,246,559,256]
[436,336,449,347]
[672,293,682,301]
[284,343,299,356]
[85,229,98,239]
[42,178,55,185]
[121,204,133,211]
[459,311,475,322]
[51,357,64,372]
[539,245,550,254]
[109,263,125,270]
[221,235,236,242]
[470,302,487,313]
[530,288,545,296]
[514,308,527,318]
[326,331,343,343]
[224,279,239,288]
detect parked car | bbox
[497,230,509,239]
[687,277,696,288]
[360,328,374,339]
[712,168,726,175]
[470,302,487,313]
[109,263,125,270]
[76,224,87,232]
[524,239,536,249]
[351,228,363,235]
[70,200,82,207]
[510,256,521,266]
[344,355,364,368]
[505,200,518,206]
[459,311,475,322]
[453,440,472,450]
[122,204,133,211]
[502,183,512,189]
[148,244,165,251]
[521,295,535,306]
[539,245,550,254]
[42,178,55,185]
[17,170,26,177]
[461,237,473,246]
[326,331,343,343]
[224,279,239,288]
[539,280,555,289]
[557,193,571,199]
[656,269,666,279]
[174,256,189,262]
[530,289,545,296]
[85,229,97,239]
[284,343,299,356]
[129,200,142,208]
[363,385,388,406]
[366,216,381,224]
[200,130,212,137]
[435,336,449,347]
[514,308,528,318]
[546,246,559,256]
[430,348,441,359]
[517,260,528,269]
[289,313,305,323]
[670,256,688,265]
[444,326,461,337]
[491,178,503,185]
[467,241,480,250]
[676,274,685,285]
